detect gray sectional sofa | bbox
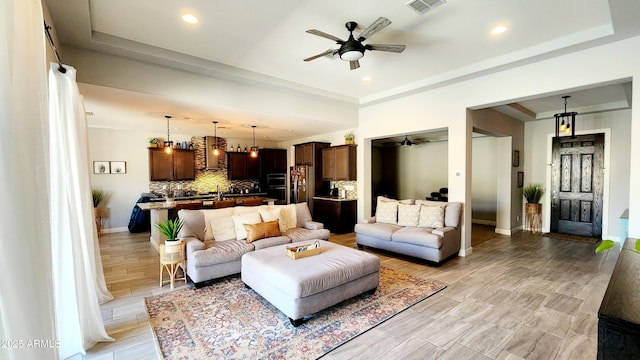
[178,202,329,287]
[354,197,462,264]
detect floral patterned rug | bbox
[145,267,446,359]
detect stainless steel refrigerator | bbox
[290,165,313,207]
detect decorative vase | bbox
[164,239,183,252]
[525,203,541,214]
[166,197,175,205]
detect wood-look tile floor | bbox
[80,225,619,359]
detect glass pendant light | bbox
[250,125,259,158]
[163,115,173,154]
[554,96,578,138]
[212,121,220,156]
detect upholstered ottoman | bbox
[241,240,380,326]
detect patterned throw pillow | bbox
[397,203,420,227]
[244,220,281,243]
[376,199,398,225]
[418,204,445,228]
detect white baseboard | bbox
[101,227,128,234]
[472,219,497,226]
[495,228,511,235]
[459,247,473,257]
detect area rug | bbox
[145,267,446,359]
[543,232,599,244]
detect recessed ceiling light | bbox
[182,13,198,24]
[362,75,373,82]
[490,25,508,35]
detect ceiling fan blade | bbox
[303,49,336,62]
[357,17,392,41]
[306,29,344,43]
[367,44,406,53]
[350,60,360,70]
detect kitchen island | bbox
[138,195,275,250]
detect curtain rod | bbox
[43,21,66,73]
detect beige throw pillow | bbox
[232,212,262,240]
[418,204,445,228]
[397,203,421,227]
[376,199,398,225]
[259,207,287,232]
[209,216,236,241]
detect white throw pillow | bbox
[259,207,287,233]
[209,216,236,241]
[232,212,262,240]
[418,204,445,228]
[280,204,297,230]
[397,203,420,227]
[376,199,398,225]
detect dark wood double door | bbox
[550,133,604,237]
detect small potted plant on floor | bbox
[92,187,105,235]
[522,184,544,231]
[344,130,355,145]
[156,218,184,248]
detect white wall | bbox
[397,142,448,200]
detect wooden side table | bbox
[159,242,186,289]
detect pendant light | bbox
[554,96,577,138]
[163,115,173,154]
[250,125,259,158]
[211,121,220,156]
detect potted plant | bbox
[148,137,159,148]
[165,190,175,204]
[344,130,355,145]
[522,184,544,231]
[156,218,184,247]
[92,188,105,235]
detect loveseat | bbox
[178,202,330,287]
[354,197,462,264]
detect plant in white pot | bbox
[522,184,544,232]
[165,190,175,204]
[156,218,184,247]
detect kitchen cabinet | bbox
[313,198,357,234]
[227,152,261,180]
[260,149,287,174]
[149,148,195,181]
[322,144,357,180]
[294,142,329,166]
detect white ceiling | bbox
[44,0,640,139]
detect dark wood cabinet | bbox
[149,148,195,181]
[227,152,261,180]
[260,149,287,174]
[294,142,329,166]
[322,144,357,180]
[314,198,357,234]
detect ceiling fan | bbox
[304,17,406,70]
[399,135,416,147]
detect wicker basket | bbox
[287,241,321,260]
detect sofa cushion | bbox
[259,207,287,232]
[281,204,297,231]
[190,240,254,267]
[232,211,262,240]
[353,222,400,241]
[294,202,312,228]
[376,199,398,225]
[284,227,330,242]
[397,203,421,227]
[416,200,462,228]
[209,215,236,241]
[244,220,281,243]
[178,209,205,241]
[203,208,235,241]
[391,227,442,249]
[418,204,445,229]
[250,235,291,250]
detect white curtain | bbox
[0,0,58,359]
[49,64,114,358]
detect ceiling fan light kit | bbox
[400,135,416,147]
[305,17,406,70]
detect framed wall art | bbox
[93,161,110,174]
[517,171,524,188]
[512,150,520,167]
[110,161,127,174]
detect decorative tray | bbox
[286,241,321,260]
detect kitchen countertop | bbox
[137,196,274,210]
[148,192,267,202]
[313,196,357,202]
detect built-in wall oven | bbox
[267,173,286,205]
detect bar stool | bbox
[159,242,186,289]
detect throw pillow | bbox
[397,203,420,227]
[259,207,287,233]
[280,204,297,231]
[244,220,281,243]
[209,215,236,241]
[376,199,398,225]
[232,212,262,240]
[418,204,445,228]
